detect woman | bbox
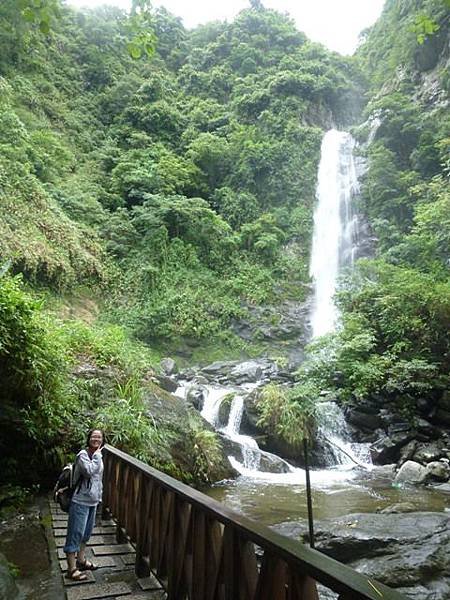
[63,428,104,581]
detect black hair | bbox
[86,428,105,447]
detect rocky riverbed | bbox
[273,510,450,600]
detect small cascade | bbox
[200,387,233,426]
[317,402,372,470]
[221,395,261,471]
[223,395,244,437]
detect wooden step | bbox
[92,544,135,556]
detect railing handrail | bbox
[102,444,407,600]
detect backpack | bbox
[53,460,83,512]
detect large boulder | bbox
[346,407,383,430]
[426,460,450,482]
[273,512,450,600]
[370,430,415,464]
[160,357,178,376]
[413,442,444,464]
[142,382,235,482]
[394,460,428,484]
[241,390,264,434]
[200,361,238,381]
[229,361,263,384]
[258,450,293,474]
[154,374,178,393]
[185,385,206,411]
[219,436,293,474]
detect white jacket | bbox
[71,448,103,507]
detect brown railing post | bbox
[135,471,151,578]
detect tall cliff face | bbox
[355,0,449,251]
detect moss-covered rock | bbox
[143,382,236,484]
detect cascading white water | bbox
[309,129,360,338]
[317,402,372,469]
[222,395,261,471]
[201,387,233,426]
[309,129,372,470]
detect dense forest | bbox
[0,0,449,499]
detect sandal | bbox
[76,558,98,571]
[67,568,88,581]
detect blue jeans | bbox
[63,501,97,554]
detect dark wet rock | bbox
[160,357,178,376]
[398,440,418,466]
[417,397,434,415]
[388,421,412,434]
[433,409,450,427]
[346,408,383,430]
[370,431,414,464]
[180,368,196,381]
[0,552,22,600]
[241,390,264,435]
[394,460,428,484]
[185,385,205,411]
[229,361,263,383]
[439,391,450,411]
[416,418,441,440]
[218,394,233,428]
[413,442,444,463]
[272,512,450,600]
[261,435,302,463]
[155,374,178,393]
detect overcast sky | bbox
[66,0,385,55]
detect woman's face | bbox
[88,430,103,451]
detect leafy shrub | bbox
[256,383,317,446]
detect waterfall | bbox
[309,130,372,470]
[309,129,360,338]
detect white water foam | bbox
[309,129,360,338]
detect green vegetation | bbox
[1,0,448,491]
[256,383,317,447]
[287,0,450,417]
[0,0,360,350]
[0,272,228,486]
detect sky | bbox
[67,0,385,55]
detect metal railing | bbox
[102,444,407,600]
